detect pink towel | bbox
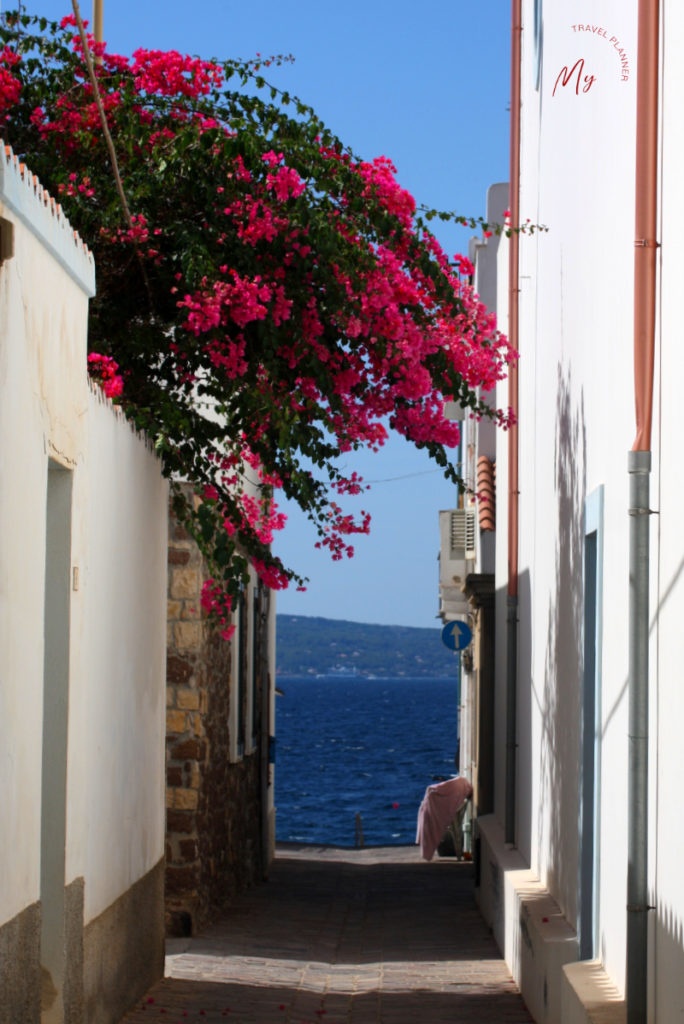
[415,776,473,860]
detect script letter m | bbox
[553,58,595,96]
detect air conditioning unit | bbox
[439,508,476,587]
[438,508,476,622]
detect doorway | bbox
[579,486,603,960]
[40,460,72,1022]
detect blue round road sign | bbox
[441,620,472,651]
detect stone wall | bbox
[166,498,267,935]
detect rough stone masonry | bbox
[165,494,264,936]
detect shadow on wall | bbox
[516,568,533,866]
[537,365,586,926]
[655,903,684,1019]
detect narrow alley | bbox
[121,844,532,1024]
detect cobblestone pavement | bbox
[121,844,533,1024]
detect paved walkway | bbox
[121,844,532,1024]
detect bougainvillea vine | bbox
[0,10,516,622]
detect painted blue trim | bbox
[579,485,604,959]
[533,0,544,91]
[585,486,604,539]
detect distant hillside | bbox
[276,614,459,678]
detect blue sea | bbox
[275,675,459,847]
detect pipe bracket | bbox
[628,508,658,516]
[634,238,660,248]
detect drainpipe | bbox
[505,0,522,846]
[627,0,659,1019]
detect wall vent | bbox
[449,508,476,560]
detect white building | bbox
[448,2,684,1021]
[0,146,168,1022]
[438,181,507,841]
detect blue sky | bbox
[26,0,511,628]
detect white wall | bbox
[484,1,684,1018]
[0,153,94,927]
[69,394,167,924]
[480,0,644,1008]
[0,144,167,938]
[516,0,637,968]
[494,232,510,831]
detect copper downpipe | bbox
[633,0,659,454]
